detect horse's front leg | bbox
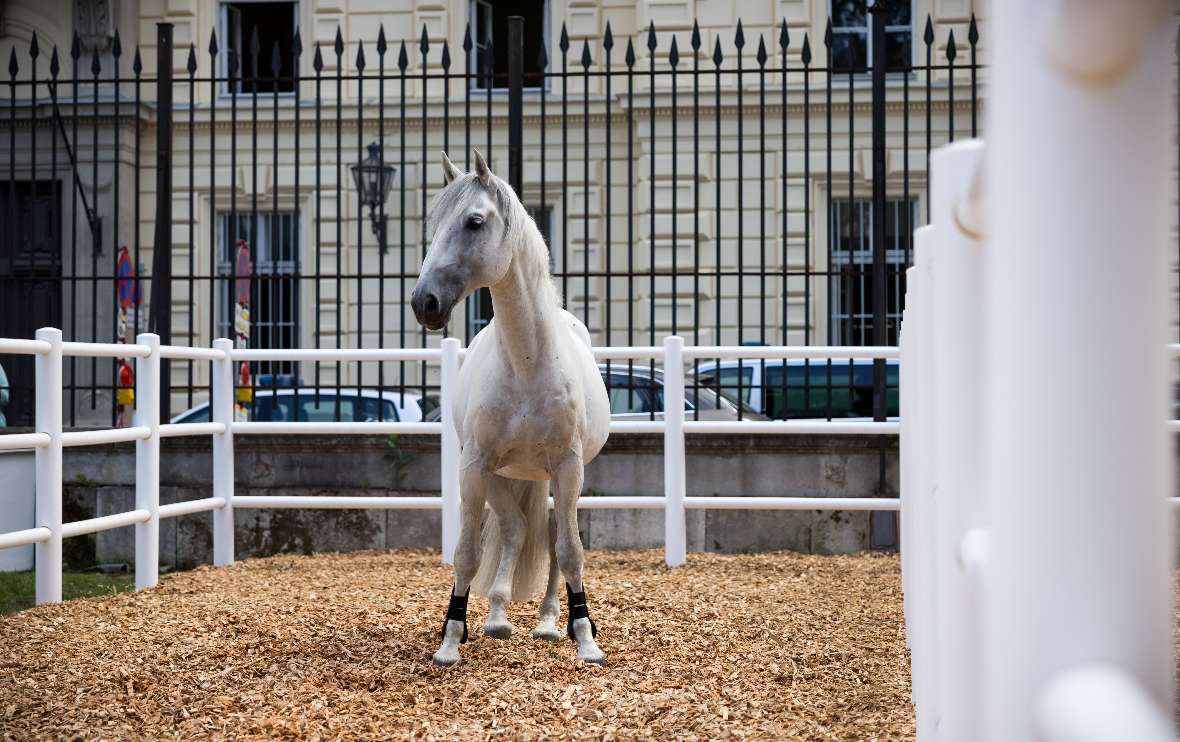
[552,453,606,665]
[433,463,488,667]
[483,476,524,639]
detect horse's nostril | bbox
[425,293,440,314]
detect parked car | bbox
[691,358,900,420]
[422,364,766,422]
[170,388,432,424]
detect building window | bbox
[829,0,912,72]
[828,198,915,346]
[469,0,548,89]
[218,213,300,376]
[220,1,298,94]
[467,205,551,337]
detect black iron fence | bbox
[0,9,987,431]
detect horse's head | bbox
[411,150,513,331]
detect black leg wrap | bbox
[441,587,470,644]
[565,583,598,642]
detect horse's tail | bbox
[470,479,551,602]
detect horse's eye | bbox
[466,215,484,230]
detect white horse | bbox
[411,150,611,666]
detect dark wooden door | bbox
[0,181,63,427]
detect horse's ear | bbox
[441,151,461,185]
[472,148,492,187]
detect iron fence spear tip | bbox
[91,50,100,76]
[356,42,365,71]
[377,26,387,56]
[71,32,81,59]
[50,47,60,78]
[946,30,957,62]
[397,42,408,72]
[188,45,198,74]
[923,16,934,45]
[581,41,592,68]
[691,21,701,51]
[208,29,218,56]
[968,15,979,46]
[313,45,323,72]
[802,34,811,65]
[779,20,790,50]
[647,21,657,51]
[334,27,344,56]
[756,36,767,66]
[293,28,302,56]
[29,32,39,58]
[734,20,745,49]
[604,22,614,52]
[442,42,451,70]
[625,39,635,67]
[712,36,722,66]
[113,29,122,58]
[560,24,569,53]
[133,48,142,74]
[669,36,679,67]
[463,23,472,52]
[824,18,833,47]
[420,25,429,55]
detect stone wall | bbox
[48,434,899,568]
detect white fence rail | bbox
[0,329,899,604]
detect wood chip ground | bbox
[0,550,913,740]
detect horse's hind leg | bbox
[483,476,525,640]
[552,453,606,665]
[433,465,488,667]
[531,512,563,641]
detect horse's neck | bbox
[488,229,558,375]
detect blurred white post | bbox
[439,337,461,564]
[929,139,986,741]
[34,327,63,605]
[1036,664,1174,742]
[907,225,937,739]
[898,284,912,650]
[663,335,686,567]
[211,338,235,566]
[134,333,161,590]
[983,1,1173,739]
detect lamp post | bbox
[351,141,396,253]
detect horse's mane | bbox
[428,173,562,308]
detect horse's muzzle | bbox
[410,284,453,331]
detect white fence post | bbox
[898,277,913,650]
[134,333,161,590]
[663,335,686,567]
[34,327,63,605]
[212,338,235,566]
[983,1,1174,738]
[907,225,937,740]
[929,139,986,741]
[439,337,461,564]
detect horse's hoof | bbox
[483,621,513,640]
[432,650,460,667]
[531,624,562,642]
[578,650,608,666]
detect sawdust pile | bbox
[0,550,912,740]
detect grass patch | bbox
[0,571,134,615]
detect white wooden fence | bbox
[0,332,899,605]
